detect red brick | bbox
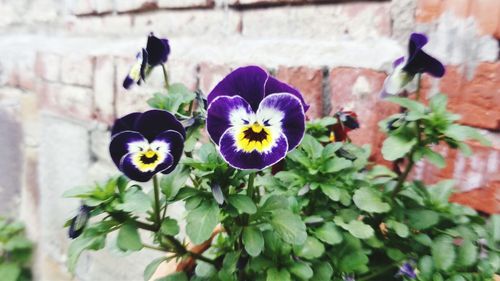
[35,52,61,82]
[93,56,115,124]
[197,63,232,97]
[38,82,94,120]
[416,0,443,23]
[276,66,323,119]
[328,67,399,162]
[442,0,470,18]
[115,0,157,13]
[470,0,500,36]
[60,55,95,87]
[450,180,499,214]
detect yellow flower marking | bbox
[236,122,273,153]
[132,148,163,172]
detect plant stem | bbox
[161,64,169,89]
[247,173,256,199]
[143,243,167,252]
[391,159,415,199]
[358,263,397,281]
[153,175,162,228]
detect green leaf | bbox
[289,262,313,280]
[115,187,152,213]
[321,157,352,173]
[387,248,405,261]
[408,209,439,230]
[300,134,323,159]
[312,262,333,281]
[228,194,257,214]
[386,96,426,113]
[293,236,325,260]
[314,222,343,245]
[492,214,500,242]
[266,268,291,281]
[186,201,220,244]
[270,210,307,245]
[63,185,94,198]
[422,148,446,168]
[335,218,374,239]
[155,272,188,281]
[0,263,21,281]
[456,239,477,267]
[144,257,169,281]
[429,93,448,113]
[428,180,455,206]
[339,251,369,272]
[353,187,391,213]
[67,235,105,273]
[195,260,216,278]
[418,255,434,279]
[445,124,491,146]
[431,236,456,271]
[160,218,180,236]
[382,135,416,161]
[160,165,189,200]
[386,220,409,238]
[117,223,143,251]
[322,142,343,159]
[260,195,289,213]
[320,184,341,202]
[243,226,264,257]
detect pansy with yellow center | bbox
[109,110,185,182]
[206,66,308,170]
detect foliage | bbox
[64,71,499,281]
[0,217,33,281]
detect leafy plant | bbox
[0,217,33,281]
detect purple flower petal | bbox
[408,33,428,60]
[109,131,147,167]
[111,112,141,136]
[206,95,254,145]
[146,33,170,66]
[257,93,305,151]
[154,130,184,174]
[207,66,268,111]
[393,56,405,68]
[404,33,445,78]
[219,129,288,170]
[133,110,186,142]
[265,76,309,112]
[119,151,173,182]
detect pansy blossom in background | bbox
[123,33,170,89]
[109,110,185,182]
[396,262,417,279]
[329,110,360,142]
[206,66,308,170]
[68,205,91,239]
[380,32,445,97]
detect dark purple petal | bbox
[207,95,254,145]
[408,33,428,60]
[154,130,184,174]
[109,131,147,167]
[133,110,186,141]
[219,129,288,170]
[207,66,268,111]
[398,263,417,279]
[146,33,170,66]
[111,112,141,136]
[258,93,305,151]
[123,76,134,89]
[68,205,91,239]
[404,50,445,77]
[119,152,173,182]
[265,76,309,112]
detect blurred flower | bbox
[380,33,445,98]
[397,262,417,279]
[109,110,185,182]
[343,274,355,281]
[206,66,308,170]
[329,110,360,142]
[68,205,91,239]
[123,33,171,89]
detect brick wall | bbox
[0,0,498,280]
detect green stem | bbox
[358,262,398,281]
[161,64,169,90]
[153,175,162,228]
[143,243,166,252]
[247,173,256,199]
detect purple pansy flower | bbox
[123,33,171,89]
[68,205,91,239]
[397,262,417,279]
[109,110,185,182]
[206,66,308,170]
[381,33,445,97]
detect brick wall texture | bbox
[0,0,498,280]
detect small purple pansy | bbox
[109,110,185,182]
[206,66,308,170]
[381,33,445,98]
[397,262,417,279]
[123,33,170,89]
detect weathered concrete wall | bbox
[0,0,498,280]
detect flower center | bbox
[236,122,273,153]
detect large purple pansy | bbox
[109,110,185,182]
[206,66,307,170]
[381,33,445,97]
[123,33,171,89]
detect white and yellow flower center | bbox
[127,141,169,172]
[129,62,142,82]
[230,105,284,153]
